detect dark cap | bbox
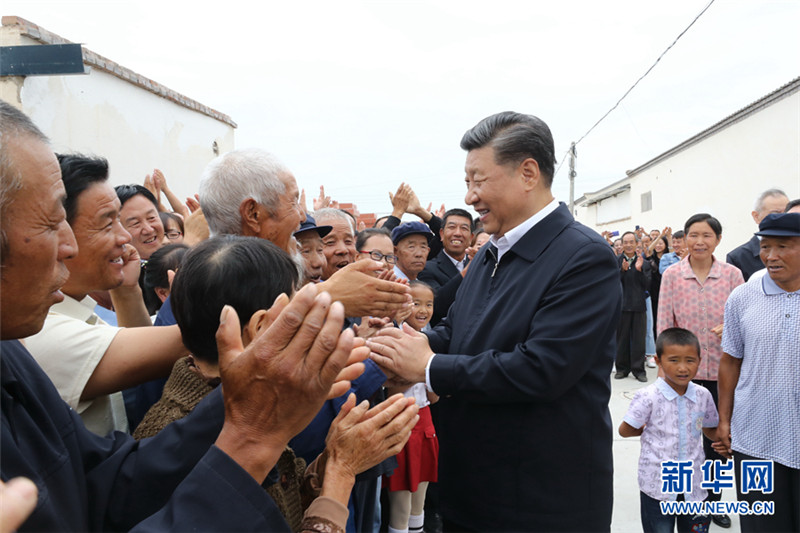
[755,213,800,238]
[294,214,332,238]
[391,221,434,245]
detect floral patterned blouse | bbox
[657,256,744,380]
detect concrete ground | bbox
[610,363,740,532]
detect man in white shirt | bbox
[24,154,185,435]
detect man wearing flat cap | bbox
[294,214,332,284]
[392,221,434,281]
[718,212,800,533]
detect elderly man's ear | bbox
[239,198,269,236]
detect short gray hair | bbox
[754,188,788,213]
[314,208,355,235]
[1,100,50,263]
[199,148,289,236]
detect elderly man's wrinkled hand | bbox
[323,260,410,318]
[325,393,419,477]
[213,284,353,481]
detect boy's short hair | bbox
[171,235,299,363]
[656,327,701,358]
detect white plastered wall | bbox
[576,89,800,258]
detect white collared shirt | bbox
[490,198,559,261]
[444,251,467,273]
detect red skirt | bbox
[384,405,438,492]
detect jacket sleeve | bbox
[426,215,443,259]
[429,241,621,403]
[131,446,291,532]
[84,387,227,531]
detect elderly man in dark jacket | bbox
[369,112,621,532]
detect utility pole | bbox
[568,142,577,213]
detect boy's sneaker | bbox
[646,356,657,368]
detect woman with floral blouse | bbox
[657,212,744,527]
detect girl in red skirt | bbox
[385,281,439,533]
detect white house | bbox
[575,77,800,258]
[0,16,236,201]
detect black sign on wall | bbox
[0,44,85,76]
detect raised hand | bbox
[213,285,356,482]
[313,185,332,211]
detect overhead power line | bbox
[574,0,717,147]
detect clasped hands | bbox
[367,323,435,388]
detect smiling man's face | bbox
[320,217,356,280]
[120,193,164,260]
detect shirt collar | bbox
[490,198,559,261]
[443,250,466,271]
[761,270,798,295]
[655,376,698,402]
[680,255,722,280]
[50,294,103,324]
[392,264,409,282]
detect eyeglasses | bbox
[360,250,398,265]
[165,230,183,240]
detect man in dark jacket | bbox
[418,209,474,326]
[615,231,652,382]
[726,188,788,281]
[369,112,621,532]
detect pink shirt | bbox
[657,256,744,380]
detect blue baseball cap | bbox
[391,221,434,245]
[755,213,800,238]
[294,214,332,238]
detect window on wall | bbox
[641,191,652,212]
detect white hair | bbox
[314,208,356,235]
[754,188,788,213]
[199,148,290,236]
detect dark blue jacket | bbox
[426,204,621,532]
[726,235,763,281]
[1,340,289,531]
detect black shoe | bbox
[712,514,731,528]
[634,373,647,383]
[614,371,628,379]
